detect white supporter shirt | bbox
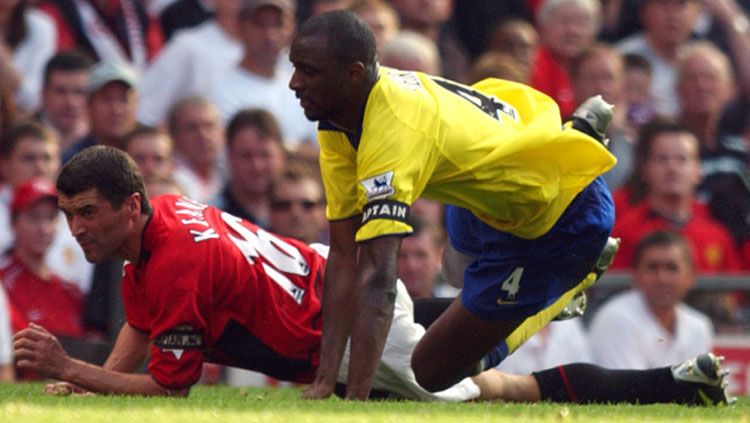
[589,290,713,369]
[13,10,57,112]
[496,319,592,374]
[137,20,243,125]
[172,160,225,204]
[0,184,94,293]
[616,34,679,118]
[211,61,318,148]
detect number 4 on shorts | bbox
[498,267,523,304]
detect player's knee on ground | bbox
[412,348,473,393]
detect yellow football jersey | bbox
[318,67,616,242]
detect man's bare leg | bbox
[472,369,541,402]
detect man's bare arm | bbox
[302,217,361,399]
[345,235,401,400]
[14,323,188,397]
[103,323,151,372]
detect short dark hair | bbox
[57,146,151,214]
[1,120,57,158]
[297,10,378,72]
[624,117,697,204]
[43,50,94,88]
[632,230,694,269]
[226,108,283,149]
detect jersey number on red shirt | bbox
[222,212,310,304]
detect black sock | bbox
[533,363,700,405]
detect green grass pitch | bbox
[0,384,747,422]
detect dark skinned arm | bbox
[302,216,361,399]
[345,235,401,400]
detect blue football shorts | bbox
[446,176,614,322]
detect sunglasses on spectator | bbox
[271,199,323,211]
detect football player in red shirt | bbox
[12,146,731,405]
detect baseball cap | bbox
[11,178,58,214]
[239,0,295,16]
[87,61,138,95]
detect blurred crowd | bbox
[1,0,750,384]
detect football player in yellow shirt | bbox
[287,10,688,402]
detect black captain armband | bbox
[361,200,410,225]
[154,325,203,349]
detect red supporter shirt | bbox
[37,1,163,61]
[529,46,576,118]
[122,196,326,390]
[0,254,85,338]
[611,202,743,273]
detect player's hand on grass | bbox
[301,381,334,400]
[13,323,71,380]
[43,382,90,396]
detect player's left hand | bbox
[43,381,91,396]
[13,323,71,380]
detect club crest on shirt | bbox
[360,171,395,201]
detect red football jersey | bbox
[0,254,85,338]
[611,202,743,273]
[122,196,325,390]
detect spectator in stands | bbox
[381,31,441,75]
[487,19,538,80]
[37,0,163,72]
[123,125,175,182]
[0,121,93,293]
[159,0,214,41]
[349,0,400,52]
[705,98,750,262]
[590,231,713,368]
[37,51,93,152]
[530,0,600,118]
[137,0,243,126]
[571,44,635,191]
[397,216,445,299]
[616,0,701,117]
[63,61,139,163]
[677,42,738,157]
[622,53,655,128]
[1,178,86,342]
[166,96,225,203]
[390,0,469,82]
[211,108,285,227]
[269,164,327,244]
[212,0,317,149]
[610,119,742,273]
[11,8,55,112]
[0,1,56,114]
